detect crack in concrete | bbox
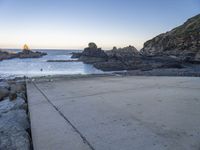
[32,82,95,150]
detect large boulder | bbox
[0,88,9,101]
[0,110,30,150]
[10,83,26,94]
[0,97,26,115]
[141,14,200,62]
[8,82,26,101]
[0,81,10,89]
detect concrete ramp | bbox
[27,76,200,150]
[27,82,92,150]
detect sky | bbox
[0,0,199,50]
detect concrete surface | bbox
[27,76,200,150]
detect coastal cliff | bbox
[141,14,200,62]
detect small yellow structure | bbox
[23,44,30,51]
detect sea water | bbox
[0,49,103,79]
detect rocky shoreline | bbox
[72,14,200,73]
[72,42,199,72]
[0,78,31,150]
[0,49,47,61]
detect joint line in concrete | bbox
[32,82,95,150]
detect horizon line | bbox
[0,45,143,51]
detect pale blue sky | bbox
[0,0,199,50]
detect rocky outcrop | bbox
[0,49,47,61]
[0,51,16,61]
[94,46,144,71]
[17,50,47,59]
[94,55,183,71]
[94,46,181,71]
[106,46,140,61]
[141,14,200,63]
[72,43,184,71]
[73,43,108,63]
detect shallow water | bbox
[0,50,103,79]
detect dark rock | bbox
[81,43,107,58]
[93,46,142,71]
[195,51,200,62]
[0,82,10,89]
[71,52,82,58]
[158,62,183,69]
[94,60,126,71]
[0,97,26,114]
[88,42,98,49]
[80,56,107,64]
[106,45,140,61]
[10,83,25,94]
[17,93,26,101]
[0,110,30,150]
[0,79,30,150]
[0,49,46,61]
[0,51,16,61]
[74,39,187,71]
[0,88,9,101]
[79,43,108,63]
[9,92,17,101]
[94,54,184,71]
[47,59,80,62]
[17,50,47,59]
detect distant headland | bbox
[0,44,47,61]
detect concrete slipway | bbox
[27,76,200,150]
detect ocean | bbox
[0,49,103,79]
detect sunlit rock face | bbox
[23,44,30,51]
[18,45,47,58]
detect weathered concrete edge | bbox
[26,81,94,150]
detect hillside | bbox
[141,14,200,62]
